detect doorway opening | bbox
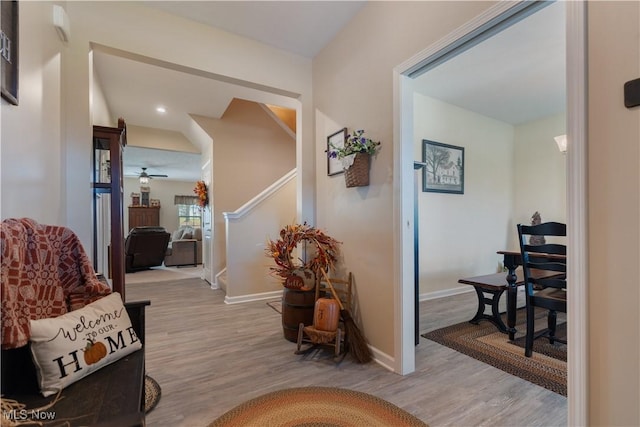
[90,45,303,295]
[394,0,587,424]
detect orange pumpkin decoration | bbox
[313,298,340,332]
[84,339,108,365]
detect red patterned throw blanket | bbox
[1,218,111,349]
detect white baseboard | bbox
[214,267,226,290]
[369,346,395,372]
[419,285,474,302]
[224,289,283,304]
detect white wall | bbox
[414,94,514,293]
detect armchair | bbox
[124,226,170,273]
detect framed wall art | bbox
[422,139,464,194]
[1,0,19,105]
[327,127,346,176]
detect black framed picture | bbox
[422,140,464,194]
[327,128,346,176]
[1,0,19,105]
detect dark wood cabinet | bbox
[128,206,160,230]
[92,119,126,299]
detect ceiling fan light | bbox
[139,176,149,184]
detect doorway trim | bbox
[392,1,587,425]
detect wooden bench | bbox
[458,269,526,338]
[1,300,150,427]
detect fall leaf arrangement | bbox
[265,223,341,288]
[193,180,209,208]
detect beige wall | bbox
[588,2,640,425]
[193,99,296,276]
[314,1,494,357]
[126,125,200,153]
[91,59,112,127]
[511,113,566,246]
[3,1,639,424]
[1,2,65,224]
[62,1,313,250]
[225,175,297,300]
[413,95,566,297]
[123,178,196,234]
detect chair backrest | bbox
[517,221,567,294]
[317,272,353,312]
[125,227,170,269]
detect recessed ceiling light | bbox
[156,106,166,114]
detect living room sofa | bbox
[164,225,202,267]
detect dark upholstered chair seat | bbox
[125,226,170,273]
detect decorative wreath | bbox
[265,223,341,290]
[193,180,209,208]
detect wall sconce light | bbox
[554,134,567,154]
[53,5,70,42]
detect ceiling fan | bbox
[138,167,168,184]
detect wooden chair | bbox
[295,272,353,361]
[517,222,567,357]
[316,272,352,311]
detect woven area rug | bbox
[145,375,161,414]
[422,308,567,396]
[209,387,427,427]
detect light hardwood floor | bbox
[126,278,567,427]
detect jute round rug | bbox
[145,375,162,413]
[209,387,427,427]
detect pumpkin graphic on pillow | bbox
[84,339,108,365]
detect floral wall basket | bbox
[344,152,370,187]
[327,129,381,188]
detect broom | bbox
[320,269,372,364]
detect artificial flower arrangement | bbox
[327,129,381,168]
[193,180,209,208]
[265,223,341,290]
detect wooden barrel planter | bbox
[282,287,316,342]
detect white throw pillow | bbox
[29,292,142,397]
